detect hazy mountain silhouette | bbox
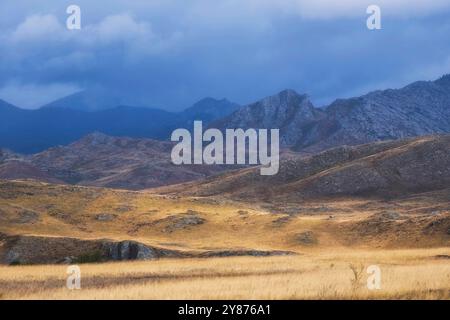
[0,97,240,153]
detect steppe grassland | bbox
[0,181,372,250]
[1,181,449,299]
[0,248,448,300]
[5,180,448,251]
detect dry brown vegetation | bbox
[0,248,449,300]
[1,180,449,252]
[0,179,449,299]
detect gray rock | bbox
[5,250,20,265]
[13,210,39,224]
[102,241,161,261]
[155,212,206,233]
[61,256,75,264]
[295,231,317,245]
[380,211,402,220]
[136,243,157,260]
[95,213,116,221]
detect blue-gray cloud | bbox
[0,0,450,110]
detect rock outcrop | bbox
[0,233,295,265]
[0,234,184,265]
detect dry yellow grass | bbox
[1,180,449,252]
[1,248,449,300]
[1,180,449,300]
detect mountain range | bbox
[212,75,450,152]
[1,74,449,156]
[0,97,239,154]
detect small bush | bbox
[349,263,365,291]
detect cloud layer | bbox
[0,0,450,109]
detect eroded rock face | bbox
[102,241,159,261]
[0,234,181,265]
[0,233,297,265]
[0,235,104,265]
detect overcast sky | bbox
[1,0,450,110]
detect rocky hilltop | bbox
[297,75,450,151]
[0,133,234,190]
[213,75,450,151]
[32,132,238,189]
[213,89,325,146]
[162,134,450,200]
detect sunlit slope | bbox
[0,179,448,265]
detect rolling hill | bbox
[0,132,236,190]
[0,176,448,266]
[159,135,450,201]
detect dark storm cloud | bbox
[0,0,450,109]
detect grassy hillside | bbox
[0,179,448,257]
[0,179,448,299]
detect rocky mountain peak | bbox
[197,97,229,104]
[210,89,324,145]
[77,132,115,146]
[436,74,450,87]
[182,97,240,124]
[258,89,309,109]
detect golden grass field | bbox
[0,248,449,300]
[0,180,449,299]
